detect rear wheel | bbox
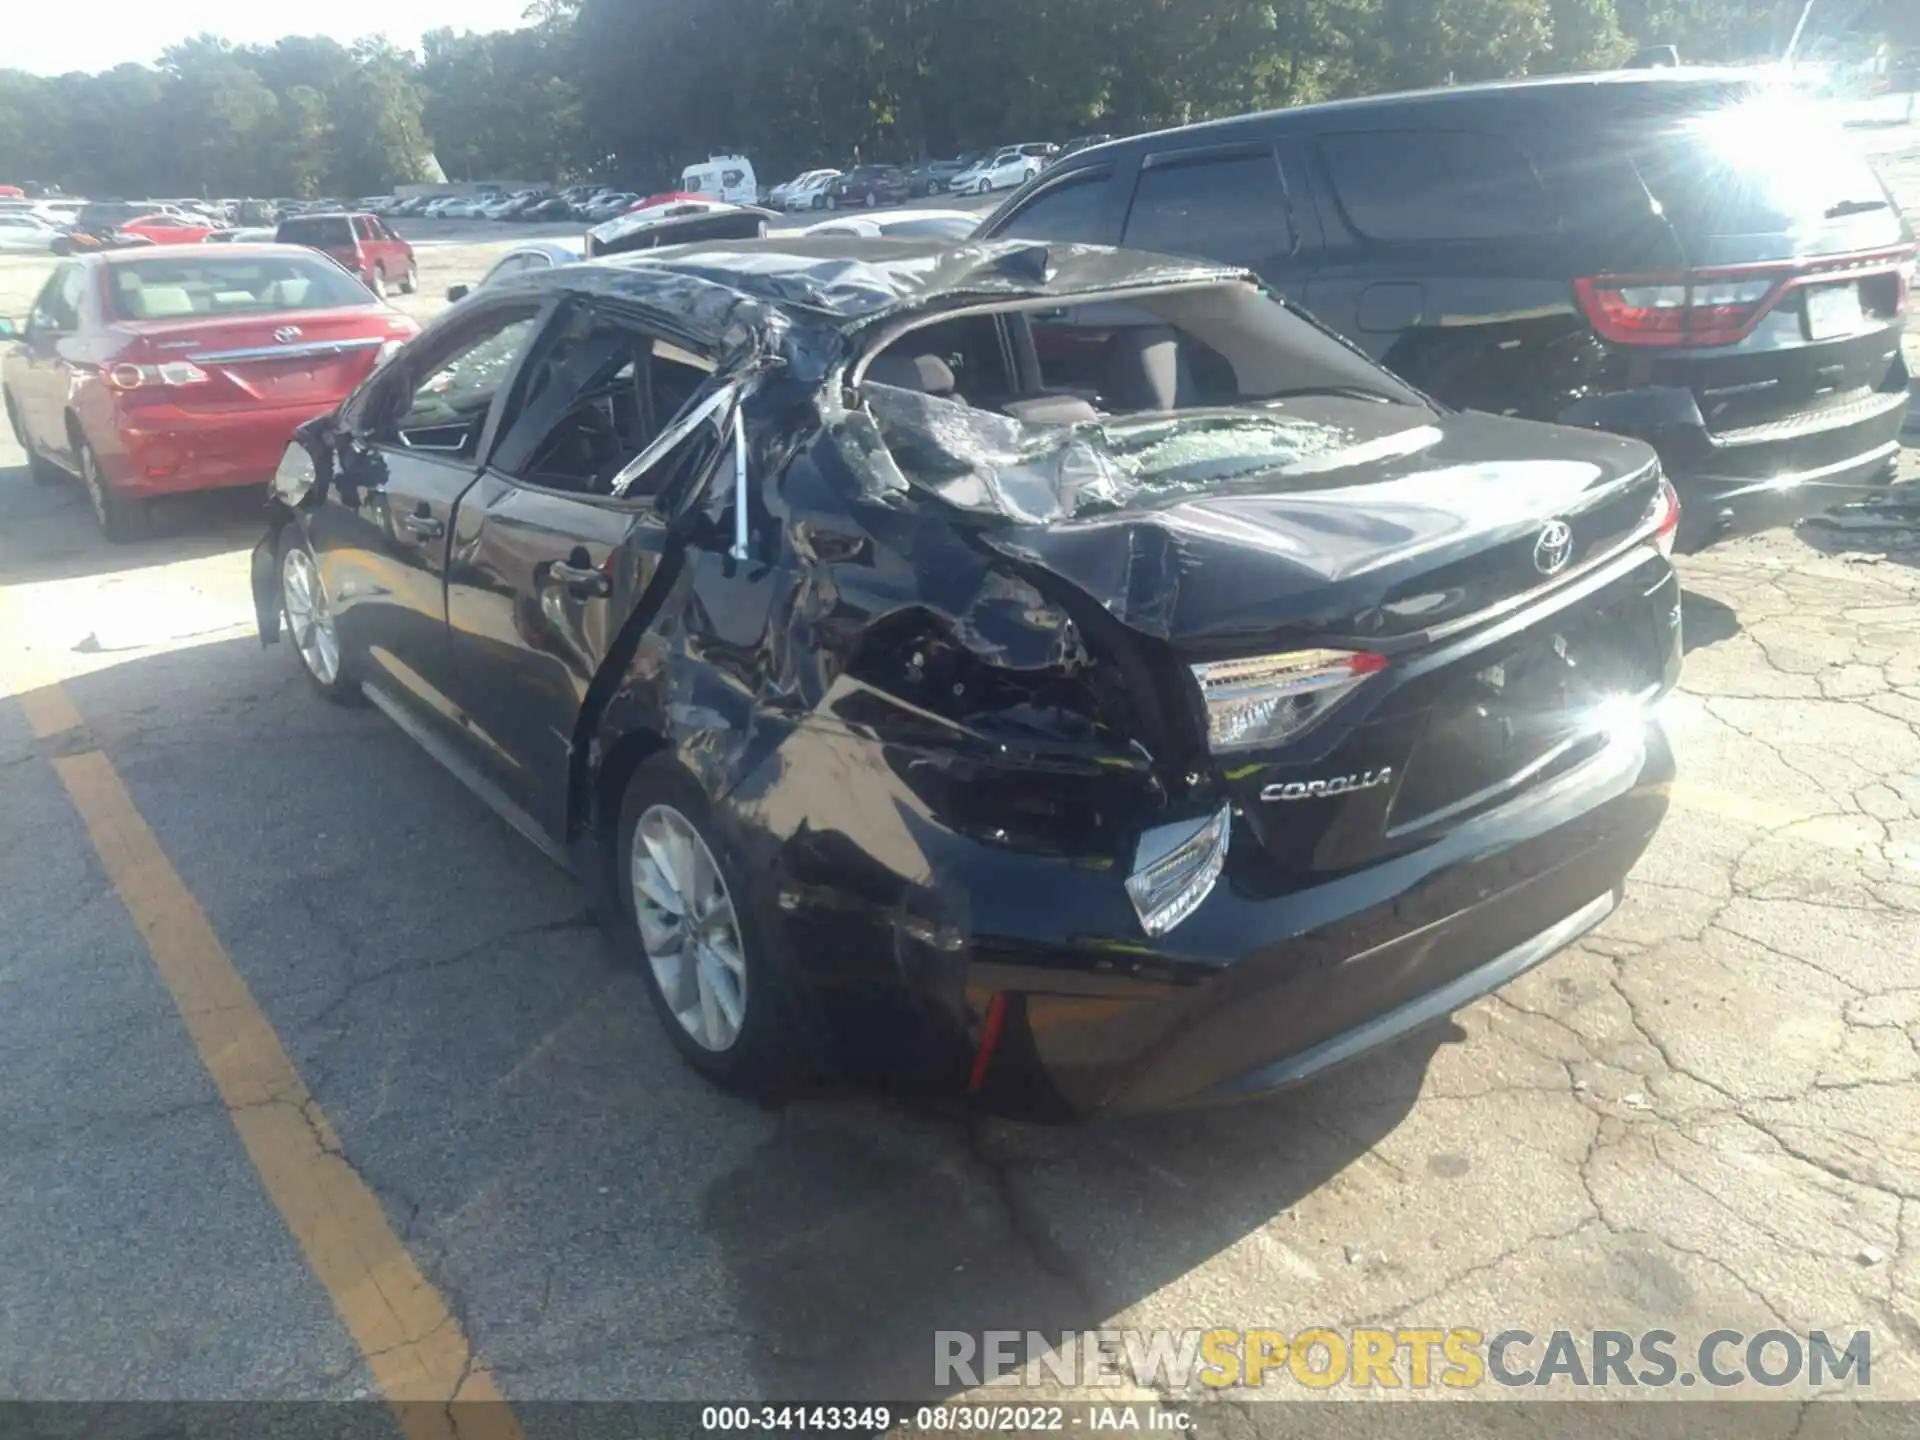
[277,526,357,702]
[865,191,878,209]
[4,391,63,486]
[368,265,388,299]
[617,756,802,1093]
[398,258,417,294]
[78,438,150,543]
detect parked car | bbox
[62,201,216,248]
[583,192,639,223]
[0,214,62,253]
[826,165,911,209]
[899,159,971,196]
[245,234,1680,1113]
[768,169,840,210]
[1054,134,1113,160]
[682,155,759,205]
[445,240,584,302]
[519,196,575,222]
[958,148,1047,194]
[801,209,978,241]
[981,70,1918,551]
[1,245,417,540]
[275,212,417,298]
[204,226,280,245]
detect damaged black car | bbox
[251,236,1683,1118]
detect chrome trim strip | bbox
[1208,889,1619,1100]
[1697,439,1902,499]
[609,383,740,499]
[190,338,386,363]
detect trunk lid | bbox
[119,305,403,411]
[982,401,1674,878]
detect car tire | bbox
[277,525,359,703]
[368,265,387,299]
[926,181,939,197]
[827,193,839,211]
[399,259,417,295]
[617,755,804,1094]
[4,391,64,486]
[78,437,150,543]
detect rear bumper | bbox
[1562,378,1911,551]
[98,401,341,497]
[742,705,1673,1119]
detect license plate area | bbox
[1388,595,1665,832]
[1803,282,1866,341]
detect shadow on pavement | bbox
[0,462,268,587]
[1678,589,1742,653]
[20,630,1440,1403]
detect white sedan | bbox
[802,209,978,241]
[958,150,1043,194]
[0,214,61,253]
[783,170,843,211]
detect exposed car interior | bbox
[504,309,718,497]
[106,256,372,318]
[857,282,1429,426]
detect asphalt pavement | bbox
[1,152,1918,1425]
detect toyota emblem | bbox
[273,325,303,344]
[1533,519,1573,576]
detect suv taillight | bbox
[1574,272,1781,348]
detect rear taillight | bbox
[1574,273,1780,348]
[106,361,209,391]
[1645,474,1680,559]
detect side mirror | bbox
[445,284,470,303]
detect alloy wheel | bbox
[281,544,341,686]
[630,804,748,1052]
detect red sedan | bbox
[2,245,418,540]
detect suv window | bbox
[372,308,542,457]
[1317,130,1556,242]
[278,216,355,247]
[1000,169,1114,244]
[1122,150,1293,267]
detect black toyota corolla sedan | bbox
[251,236,1683,1118]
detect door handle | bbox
[401,511,444,539]
[549,560,611,597]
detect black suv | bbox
[980,70,1916,551]
[827,165,911,210]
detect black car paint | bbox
[253,238,1680,1117]
[979,71,1917,551]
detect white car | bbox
[960,149,1043,194]
[802,209,978,241]
[0,214,61,253]
[773,169,843,211]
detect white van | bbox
[680,155,759,206]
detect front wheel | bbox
[278,526,358,703]
[618,756,803,1092]
[368,265,387,299]
[398,258,417,294]
[865,191,878,209]
[79,439,150,543]
[4,391,62,486]
[826,193,839,211]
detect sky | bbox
[7,0,536,75]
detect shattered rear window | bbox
[863,387,1423,524]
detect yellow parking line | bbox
[3,663,522,1437]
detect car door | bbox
[306,296,553,743]
[13,262,88,464]
[444,301,741,841]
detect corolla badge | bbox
[274,325,303,344]
[1533,519,1574,576]
[1261,768,1393,802]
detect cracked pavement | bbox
[0,138,1917,1416]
